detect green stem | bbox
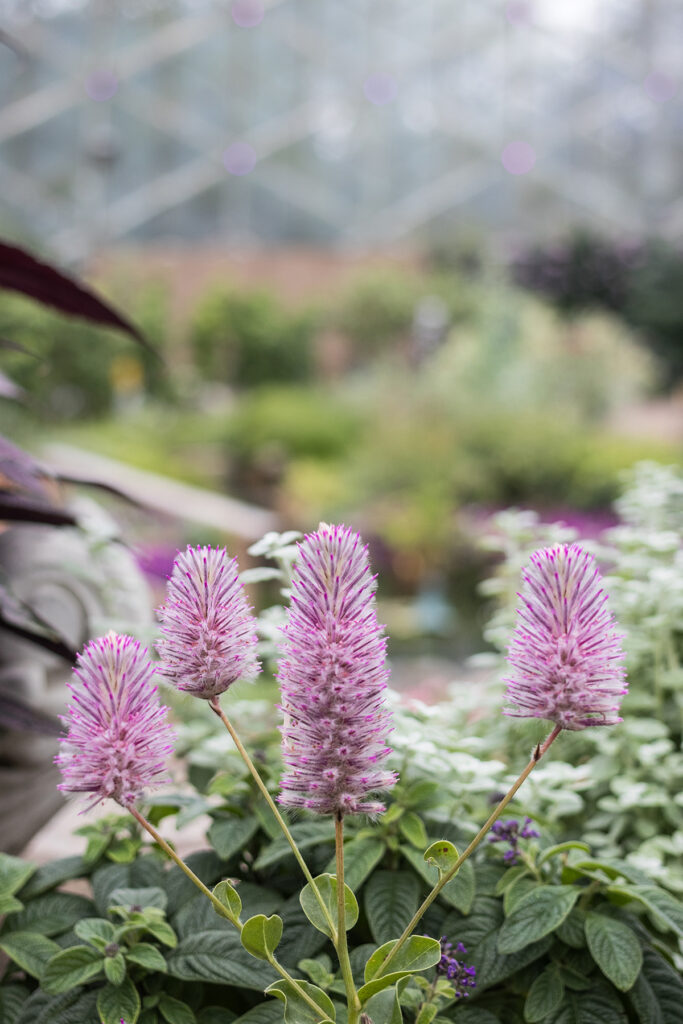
[371,725,562,980]
[131,807,330,1020]
[209,696,338,943]
[335,813,361,1024]
[130,806,228,919]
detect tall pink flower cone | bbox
[157,545,260,700]
[278,524,397,816]
[57,633,174,809]
[504,544,627,730]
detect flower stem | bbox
[131,807,330,1020]
[370,725,562,979]
[335,812,361,1024]
[209,696,338,943]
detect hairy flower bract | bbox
[57,633,173,809]
[504,543,627,730]
[278,523,397,816]
[157,545,260,700]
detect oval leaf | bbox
[0,931,60,979]
[365,871,420,945]
[498,885,580,954]
[424,840,459,875]
[42,945,104,994]
[585,911,643,992]
[365,935,441,982]
[97,976,141,1024]
[524,965,564,1022]
[125,942,167,973]
[265,978,335,1024]
[300,873,358,938]
[212,880,242,923]
[241,914,284,961]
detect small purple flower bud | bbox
[504,544,627,730]
[157,545,260,700]
[56,634,174,809]
[278,524,397,816]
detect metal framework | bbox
[0,0,681,259]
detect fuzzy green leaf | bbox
[265,978,335,1023]
[97,977,141,1024]
[364,870,420,945]
[104,952,127,986]
[42,945,104,994]
[325,839,385,892]
[399,813,429,849]
[4,892,94,938]
[401,845,476,914]
[208,817,260,861]
[158,993,197,1024]
[0,854,36,898]
[585,912,642,992]
[125,942,168,972]
[74,918,116,949]
[167,929,268,989]
[299,874,358,938]
[0,931,61,979]
[363,985,402,1024]
[241,914,284,961]
[524,965,564,1022]
[498,885,580,953]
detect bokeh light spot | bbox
[231,0,264,28]
[363,72,398,106]
[501,140,536,175]
[644,72,676,103]
[84,69,118,102]
[505,1,533,25]
[223,142,257,176]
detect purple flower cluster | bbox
[489,816,540,864]
[56,634,173,809]
[157,545,260,700]
[278,524,397,816]
[504,544,627,731]
[437,937,477,998]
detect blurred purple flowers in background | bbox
[489,816,540,864]
[157,545,260,700]
[278,524,397,816]
[56,634,173,809]
[504,543,627,731]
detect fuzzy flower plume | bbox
[278,524,397,816]
[157,545,260,700]
[57,633,173,809]
[505,544,627,730]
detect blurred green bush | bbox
[190,287,315,388]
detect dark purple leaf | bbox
[0,240,152,350]
[0,581,77,662]
[0,436,77,525]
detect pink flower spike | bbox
[278,524,397,817]
[157,545,260,700]
[56,634,174,809]
[504,544,627,731]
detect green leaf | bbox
[364,935,441,983]
[538,842,591,866]
[556,908,587,949]
[628,947,683,1024]
[198,1010,237,1024]
[0,894,23,914]
[298,956,334,988]
[126,943,168,973]
[299,873,358,938]
[16,988,99,1024]
[232,1005,284,1024]
[104,952,127,986]
[97,976,141,1024]
[399,813,429,849]
[4,892,94,937]
[158,993,197,1024]
[265,978,335,1023]
[0,931,60,979]
[363,985,402,1024]
[0,983,29,1024]
[364,870,420,945]
[585,912,642,992]
[107,837,139,864]
[424,839,459,874]
[524,965,564,1022]
[416,1005,438,1024]
[401,844,476,914]
[109,887,168,911]
[212,880,242,923]
[254,823,335,871]
[208,816,260,860]
[325,839,385,892]
[17,856,85,899]
[241,914,284,961]
[495,866,529,895]
[607,885,683,940]
[167,929,272,989]
[74,918,116,949]
[42,945,104,994]
[144,920,178,948]
[0,854,36,898]
[498,885,580,953]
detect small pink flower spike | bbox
[504,544,627,730]
[56,634,174,809]
[157,545,260,700]
[278,524,397,816]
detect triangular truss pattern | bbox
[0,0,681,258]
